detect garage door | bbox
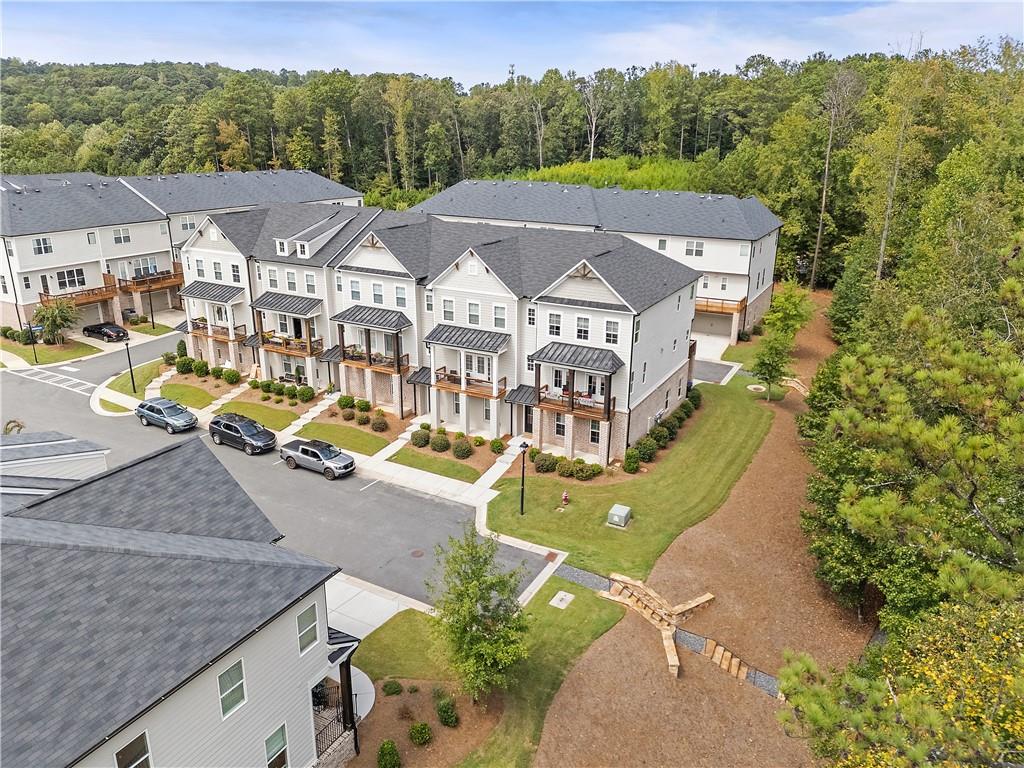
[76,303,103,326]
[692,311,733,337]
[141,289,172,313]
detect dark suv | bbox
[209,413,277,455]
[82,323,129,342]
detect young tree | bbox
[751,331,794,399]
[428,525,529,701]
[285,127,314,169]
[320,109,343,181]
[762,281,814,335]
[32,299,78,344]
[423,121,452,187]
[215,119,252,171]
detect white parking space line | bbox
[272,459,284,465]
[58,366,80,372]
[359,479,379,492]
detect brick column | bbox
[564,415,575,459]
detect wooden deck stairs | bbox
[598,573,714,677]
[782,377,809,396]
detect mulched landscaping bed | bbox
[164,372,246,399]
[348,681,502,768]
[401,430,508,477]
[316,404,406,437]
[233,384,321,417]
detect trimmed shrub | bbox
[574,462,603,480]
[296,385,315,402]
[473,435,486,447]
[288,399,298,406]
[678,399,695,418]
[260,379,273,393]
[688,388,702,408]
[356,413,371,425]
[176,339,187,358]
[419,422,430,431]
[274,396,284,404]
[128,316,140,325]
[355,399,371,412]
[341,408,355,421]
[18,329,35,344]
[623,448,640,474]
[650,425,670,448]
[210,366,224,379]
[138,315,149,324]
[452,438,473,459]
[436,426,446,435]
[528,446,541,463]
[436,696,459,727]
[454,431,466,440]
[272,382,285,396]
[0,325,11,337]
[662,416,679,440]
[409,722,432,746]
[261,393,271,401]
[338,395,355,409]
[192,359,209,377]
[175,356,194,374]
[635,436,658,463]
[534,452,558,473]
[556,459,575,477]
[162,351,177,365]
[574,457,586,465]
[371,414,388,432]
[430,433,451,452]
[284,384,298,399]
[222,369,241,385]
[249,378,261,389]
[5,328,18,340]
[411,429,430,447]
[381,679,403,696]
[490,438,505,454]
[377,740,401,768]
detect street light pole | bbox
[147,289,156,329]
[28,324,38,365]
[519,440,530,516]
[124,341,137,394]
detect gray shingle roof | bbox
[121,170,360,215]
[413,179,782,240]
[536,295,632,313]
[504,383,539,406]
[528,341,625,373]
[331,305,412,330]
[1,181,165,237]
[424,323,511,353]
[0,171,107,191]
[0,431,108,463]
[406,366,433,386]
[1,438,337,768]
[250,291,323,317]
[177,280,245,303]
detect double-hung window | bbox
[468,302,480,325]
[350,279,361,300]
[685,240,704,258]
[32,237,52,255]
[232,264,241,283]
[268,268,278,289]
[720,276,728,291]
[265,725,288,768]
[196,259,205,278]
[23,275,31,290]
[395,286,407,307]
[305,273,316,295]
[297,603,318,653]
[213,261,223,281]
[555,413,565,436]
[278,314,289,333]
[276,240,287,256]
[217,660,246,718]
[160,222,168,235]
[425,292,433,312]
[605,320,619,345]
[527,307,536,326]
[493,305,506,329]
[453,393,461,414]
[87,231,97,245]
[483,400,491,421]
[548,313,561,337]
[658,238,667,251]
[114,732,151,768]
[443,299,454,322]
[297,242,308,257]
[633,319,640,344]
[590,420,600,444]
[181,215,196,231]
[676,295,681,311]
[56,268,86,289]
[335,272,344,292]
[702,274,709,290]
[286,271,297,292]
[113,228,131,244]
[0,275,7,294]
[690,284,695,299]
[576,316,589,341]
[553,368,564,389]
[372,283,383,304]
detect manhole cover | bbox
[410,549,424,558]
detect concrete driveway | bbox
[692,332,731,361]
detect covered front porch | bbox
[251,291,327,388]
[179,280,248,369]
[310,628,371,766]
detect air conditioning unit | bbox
[607,503,631,528]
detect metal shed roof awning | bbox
[330,305,412,331]
[528,341,625,374]
[241,333,261,348]
[406,366,433,386]
[319,345,343,363]
[423,323,510,354]
[173,319,189,333]
[504,384,538,406]
[327,626,361,664]
[178,281,245,304]
[250,291,323,317]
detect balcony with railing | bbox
[537,384,616,420]
[695,295,747,315]
[189,320,246,341]
[338,345,409,373]
[117,262,184,292]
[259,331,324,357]
[39,273,117,307]
[433,366,507,398]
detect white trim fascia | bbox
[117,177,167,217]
[327,208,384,268]
[425,247,516,298]
[533,258,635,313]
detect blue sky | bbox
[3,1,1021,86]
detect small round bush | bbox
[650,425,669,448]
[261,393,271,401]
[5,329,17,340]
[0,325,11,337]
[337,395,355,409]
[452,438,473,459]
[419,422,430,431]
[249,378,261,389]
[472,435,486,447]
[137,314,149,324]
[260,379,273,393]
[528,446,541,463]
[575,462,604,481]
[192,359,209,377]
[635,436,658,463]
[176,339,187,358]
[272,382,286,396]
[410,429,430,448]
[371,414,388,432]
[175,356,194,374]
[381,679,403,696]
[377,739,401,768]
[687,388,702,409]
[407,685,419,694]
[274,396,284,404]
[556,459,574,477]
[573,457,586,465]
[737,329,752,342]
[623,448,640,474]
[534,453,558,473]
[162,351,177,365]
[662,416,679,440]
[752,322,765,336]
[341,408,355,421]
[436,426,446,436]
[409,722,432,746]
[356,413,371,426]
[288,399,298,406]
[355,399,371,412]
[430,434,451,452]
[210,366,224,379]
[375,408,386,417]
[436,696,459,727]
[284,384,298,399]
[454,431,466,440]
[489,438,505,454]
[297,385,315,402]
[222,369,241,385]
[678,399,695,418]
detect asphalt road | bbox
[62,332,183,384]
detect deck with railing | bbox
[189,321,246,341]
[537,384,615,420]
[695,296,747,315]
[433,366,507,397]
[260,332,324,357]
[117,262,184,292]
[338,345,409,372]
[39,273,117,307]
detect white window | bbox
[629,371,634,393]
[665,390,670,409]
[676,295,681,311]
[395,285,407,307]
[114,731,151,768]
[467,259,478,275]
[673,338,677,351]
[297,602,318,653]
[0,275,6,294]
[256,263,261,281]
[555,413,565,436]
[527,307,536,326]
[721,276,728,291]
[576,316,589,341]
[268,268,278,289]
[87,231,97,245]
[137,256,158,275]
[297,242,308,257]
[443,299,454,322]
[527,359,534,372]
[690,284,695,299]
[372,283,383,304]
[32,237,53,255]
[633,319,640,344]
[483,400,491,421]
[590,420,600,444]
[286,271,297,291]
[350,279,360,300]
[278,314,289,333]
[196,259,205,278]
[468,302,480,325]
[265,725,288,768]
[232,264,241,283]
[493,305,506,329]
[217,660,246,718]
[740,242,751,258]
[159,222,168,235]
[453,393,460,414]
[658,238,667,251]
[702,274,709,290]
[605,320,619,345]
[548,313,561,337]
[642,361,647,383]
[425,292,433,312]
[276,240,286,255]
[678,378,683,396]
[56,268,86,289]
[113,227,131,244]
[181,215,196,231]
[305,273,316,295]
[685,240,704,258]
[213,261,223,281]
[23,275,31,290]
[335,272,344,292]
[553,368,564,389]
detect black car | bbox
[209,413,277,455]
[82,323,129,342]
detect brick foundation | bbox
[627,360,691,445]
[743,286,774,332]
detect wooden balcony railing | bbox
[433,366,507,397]
[695,296,747,315]
[189,321,246,341]
[117,262,184,292]
[260,332,324,357]
[338,345,409,372]
[39,273,117,307]
[537,384,615,420]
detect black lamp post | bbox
[519,440,530,516]
[28,324,38,365]
[147,289,156,329]
[124,340,137,394]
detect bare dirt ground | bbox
[534,291,871,767]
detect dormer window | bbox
[276,240,287,256]
[297,242,308,258]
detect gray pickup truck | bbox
[279,439,356,480]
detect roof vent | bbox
[674,191,679,195]
[85,183,93,188]
[34,188,41,193]
[654,192,659,197]
[717,195,724,200]
[146,176,152,180]
[101,181,108,186]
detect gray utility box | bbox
[607,503,631,528]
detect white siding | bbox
[747,229,778,303]
[628,284,696,409]
[545,273,625,306]
[1,453,108,480]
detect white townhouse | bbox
[1,438,365,768]
[413,180,782,344]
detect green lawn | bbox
[215,401,297,430]
[296,422,389,456]
[489,379,774,578]
[108,359,164,399]
[162,382,215,410]
[387,444,481,482]
[131,323,175,336]
[0,337,101,365]
[100,399,131,413]
[721,336,764,369]
[353,578,624,768]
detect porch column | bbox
[564,415,576,459]
[364,368,375,406]
[183,298,197,358]
[258,347,269,379]
[604,373,612,420]
[305,318,313,356]
[132,289,144,315]
[567,369,576,413]
[203,300,215,363]
[394,332,402,374]
[460,349,467,391]
[429,346,440,428]
[364,328,372,361]
[395,374,404,418]
[534,361,541,399]
[600,419,612,466]
[339,324,346,361]
[491,354,499,398]
[491,399,501,439]
[226,303,237,369]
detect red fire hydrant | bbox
[561,490,570,506]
